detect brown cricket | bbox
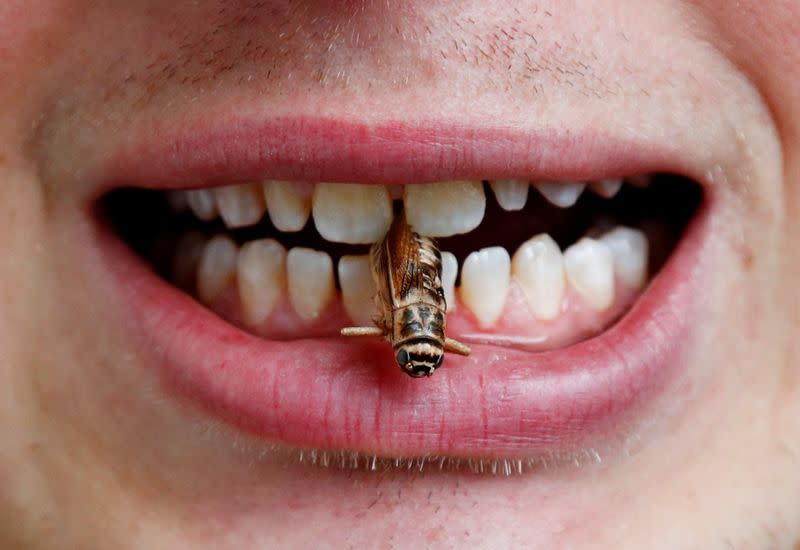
[341,208,471,378]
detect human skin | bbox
[0,1,799,548]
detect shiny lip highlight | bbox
[91,117,712,459]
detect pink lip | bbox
[94,117,710,458]
[103,115,683,190]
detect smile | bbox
[93,116,710,469]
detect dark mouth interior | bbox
[104,175,702,287]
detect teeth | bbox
[215,183,266,228]
[338,255,378,326]
[491,179,529,211]
[440,252,458,312]
[511,234,566,321]
[459,247,510,328]
[588,179,623,199]
[186,189,218,221]
[599,227,649,288]
[237,239,287,327]
[405,181,486,237]
[172,232,207,291]
[263,181,312,232]
[533,181,586,208]
[312,184,393,244]
[197,235,238,304]
[563,238,615,311]
[287,248,335,321]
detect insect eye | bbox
[396,348,410,367]
[434,354,444,368]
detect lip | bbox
[92,116,712,459]
[101,115,686,190]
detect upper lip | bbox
[99,114,696,191]
[88,113,715,460]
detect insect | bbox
[341,208,471,378]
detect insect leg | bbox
[444,337,471,356]
[340,327,386,337]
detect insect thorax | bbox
[391,302,446,347]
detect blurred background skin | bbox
[0,1,799,548]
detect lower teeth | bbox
[107,175,701,350]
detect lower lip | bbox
[93,203,710,458]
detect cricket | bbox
[341,208,471,378]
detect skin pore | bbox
[0,1,799,548]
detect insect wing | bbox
[371,213,420,308]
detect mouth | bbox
[93,116,707,468]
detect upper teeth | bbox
[177,178,639,242]
[263,180,312,232]
[490,179,529,211]
[186,189,219,221]
[312,183,393,244]
[532,181,587,208]
[215,183,266,228]
[404,181,486,237]
[589,179,623,199]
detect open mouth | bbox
[108,175,700,355]
[89,117,711,470]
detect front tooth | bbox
[338,255,377,326]
[441,252,458,312]
[197,235,238,304]
[589,179,623,199]
[564,238,614,311]
[287,248,335,321]
[599,227,649,288]
[186,189,218,221]
[263,181,311,232]
[312,184,393,244]
[459,247,510,328]
[512,234,566,321]
[491,179,529,211]
[405,181,486,237]
[533,181,586,208]
[215,183,266,228]
[237,239,287,327]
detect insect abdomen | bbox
[391,304,447,377]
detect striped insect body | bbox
[341,208,471,377]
